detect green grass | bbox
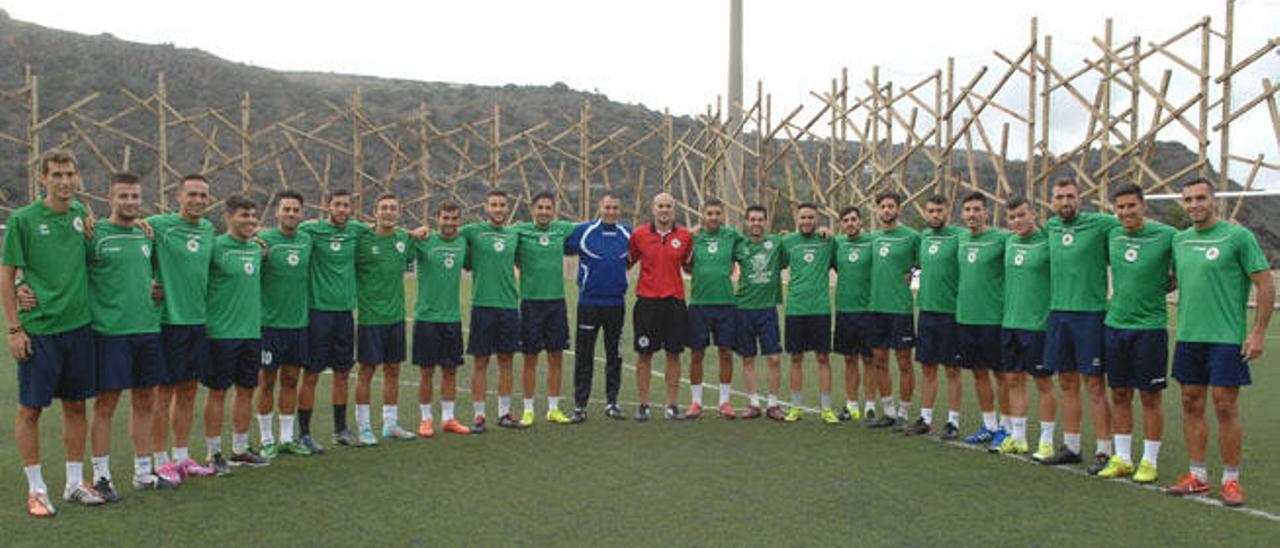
[3,276,1279,546]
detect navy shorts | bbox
[833,312,873,358]
[689,304,738,350]
[308,309,354,371]
[633,298,688,354]
[413,321,465,368]
[1045,311,1105,376]
[1172,342,1251,387]
[520,300,570,354]
[1105,327,1169,391]
[261,327,309,371]
[18,324,96,408]
[785,314,832,355]
[161,324,209,385]
[1001,329,1052,377]
[916,312,960,366]
[868,312,916,350]
[95,332,164,391]
[204,338,262,390]
[469,307,521,356]
[736,308,781,357]
[357,322,406,365]
[958,323,1003,370]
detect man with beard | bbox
[956,192,1011,451]
[413,202,473,436]
[832,206,876,423]
[1000,196,1054,457]
[866,193,920,430]
[733,205,785,420]
[779,203,836,423]
[686,199,744,418]
[628,193,693,420]
[513,192,577,426]
[909,195,963,437]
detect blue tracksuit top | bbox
[565,220,632,306]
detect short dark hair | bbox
[375,193,398,205]
[532,191,555,205]
[436,201,461,214]
[961,191,987,207]
[111,172,140,186]
[273,189,304,208]
[838,205,861,220]
[599,192,619,203]
[485,189,509,200]
[1111,182,1144,202]
[925,194,948,206]
[180,174,208,187]
[40,149,78,175]
[875,192,901,206]
[225,195,257,215]
[704,198,724,210]
[1053,178,1078,190]
[326,189,352,203]
[1007,195,1031,211]
[796,202,819,212]
[1182,177,1214,195]
[746,204,768,218]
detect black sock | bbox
[299,409,312,436]
[333,404,347,432]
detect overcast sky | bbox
[4,0,1278,187]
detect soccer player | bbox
[1165,178,1273,507]
[147,174,216,481]
[733,205,785,420]
[413,202,472,436]
[956,191,1011,451]
[1096,183,1176,482]
[202,195,269,473]
[3,149,105,516]
[686,199,744,418]
[832,206,875,424]
[778,202,836,423]
[513,191,577,426]
[86,173,172,501]
[353,194,415,444]
[866,192,920,429]
[299,189,368,447]
[911,195,963,437]
[255,190,316,457]
[461,189,523,431]
[565,194,632,422]
[999,195,1054,457]
[1040,179,1119,472]
[628,192,693,420]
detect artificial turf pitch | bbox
[3,278,1278,546]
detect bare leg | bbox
[664,351,681,407]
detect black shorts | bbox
[1001,328,1051,376]
[161,324,209,385]
[520,300,570,354]
[916,312,960,366]
[95,332,165,391]
[735,308,781,357]
[261,327,309,371]
[688,304,738,350]
[204,338,262,390]
[785,314,832,355]
[832,312,872,357]
[307,309,354,371]
[18,324,96,408]
[1105,327,1168,391]
[958,323,1002,370]
[867,312,916,350]
[633,297,688,354]
[357,322,406,365]
[413,321,465,368]
[468,307,521,356]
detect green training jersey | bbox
[2,200,91,335]
[206,234,262,340]
[1173,221,1270,345]
[917,225,962,314]
[461,222,520,309]
[956,228,1009,325]
[869,226,920,315]
[355,229,410,326]
[88,221,160,335]
[1003,229,1051,331]
[780,232,833,316]
[147,212,214,325]
[414,234,468,323]
[514,220,574,301]
[259,228,312,329]
[299,219,368,312]
[733,235,784,310]
[1048,212,1119,312]
[833,233,875,313]
[1106,221,1176,330]
[690,226,744,306]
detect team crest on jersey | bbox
[1014,252,1025,266]
[396,241,406,254]
[243,261,256,275]
[187,238,200,252]
[72,217,85,233]
[763,240,774,250]
[879,245,890,257]
[803,251,815,263]
[966,250,978,263]
[141,244,151,259]
[1061,233,1074,246]
[928,243,939,255]
[494,239,506,252]
[1124,248,1138,263]
[287,252,300,266]
[330,240,342,252]
[261,350,273,366]
[707,241,719,254]
[1206,246,1220,260]
[539,234,550,247]
[37,223,50,236]
[848,249,860,263]
[672,238,682,249]
[444,256,455,269]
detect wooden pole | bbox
[579,101,591,220]
[1218,0,1235,202]
[1026,18,1038,201]
[26,66,39,202]
[241,91,252,196]
[352,88,363,215]
[157,72,168,211]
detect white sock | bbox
[24,464,47,494]
[1114,434,1133,463]
[1190,463,1209,481]
[820,393,832,410]
[999,415,1011,432]
[91,455,111,483]
[134,455,152,478]
[1011,417,1027,444]
[280,414,296,443]
[749,393,760,407]
[1039,421,1056,445]
[498,396,512,417]
[981,412,997,431]
[382,404,399,426]
[258,413,275,445]
[66,461,84,489]
[171,446,189,463]
[421,403,434,422]
[767,394,778,408]
[921,408,934,425]
[1064,432,1082,454]
[355,404,371,429]
[206,436,222,457]
[443,401,456,422]
[1222,466,1240,484]
[898,401,912,421]
[719,384,731,405]
[1096,439,1113,456]
[154,451,171,467]
[948,410,961,427]
[549,396,561,410]
[864,400,877,414]
[474,401,486,418]
[523,398,535,412]
[791,391,803,407]
[881,397,896,418]
[1142,440,1161,465]
[232,432,249,454]
[691,384,703,406]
